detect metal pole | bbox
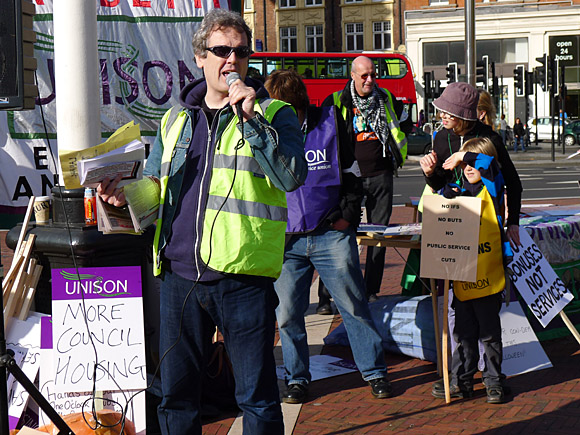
[263,0,268,51]
[54,1,101,184]
[535,70,539,147]
[465,0,476,86]
[551,89,555,162]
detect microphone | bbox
[226,72,244,125]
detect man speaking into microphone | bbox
[98,9,306,435]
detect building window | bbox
[373,21,391,51]
[423,38,528,66]
[305,0,322,5]
[429,0,449,5]
[279,0,296,8]
[244,0,252,10]
[306,25,323,52]
[345,0,363,3]
[345,23,364,52]
[280,27,297,52]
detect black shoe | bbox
[368,377,392,399]
[431,379,473,399]
[486,385,506,404]
[282,384,308,404]
[482,379,511,396]
[316,303,333,315]
[368,294,378,303]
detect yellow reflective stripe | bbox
[213,154,265,176]
[333,92,348,120]
[206,195,288,222]
[381,89,408,163]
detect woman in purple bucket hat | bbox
[419,82,523,246]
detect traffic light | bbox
[446,62,458,85]
[552,58,560,96]
[526,71,534,96]
[513,65,525,97]
[535,54,548,92]
[476,55,489,90]
[490,62,498,97]
[434,80,442,98]
[423,71,432,99]
[0,0,38,110]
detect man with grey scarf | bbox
[322,56,413,302]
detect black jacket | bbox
[513,122,525,138]
[322,80,413,170]
[425,123,523,227]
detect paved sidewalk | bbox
[1,161,579,434]
[201,202,580,435]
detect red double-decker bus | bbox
[248,52,417,110]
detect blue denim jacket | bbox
[144,78,306,280]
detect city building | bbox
[243,1,580,125]
[405,0,580,124]
[244,0,399,53]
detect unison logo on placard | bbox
[61,270,131,297]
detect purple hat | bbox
[432,82,478,121]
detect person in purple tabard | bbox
[265,69,392,404]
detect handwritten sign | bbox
[51,266,147,392]
[421,195,481,281]
[38,316,146,434]
[6,314,45,430]
[439,296,552,376]
[506,229,574,328]
[499,302,552,375]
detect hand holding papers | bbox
[59,121,142,190]
[96,177,160,235]
[77,139,145,188]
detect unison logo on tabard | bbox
[306,149,331,171]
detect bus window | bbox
[378,59,407,79]
[319,59,348,79]
[281,58,316,78]
[248,58,264,77]
[265,58,283,75]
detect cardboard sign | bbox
[506,229,574,328]
[38,316,146,434]
[50,266,147,392]
[6,314,45,430]
[420,195,481,282]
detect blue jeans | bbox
[362,172,393,296]
[157,271,283,435]
[274,228,387,386]
[514,136,525,152]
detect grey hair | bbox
[192,9,252,58]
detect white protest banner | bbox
[38,316,145,434]
[438,296,552,376]
[506,229,574,328]
[50,266,147,392]
[6,314,46,430]
[277,355,357,382]
[1,0,227,225]
[499,302,552,376]
[420,195,482,282]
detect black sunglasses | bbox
[354,72,377,80]
[206,45,253,59]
